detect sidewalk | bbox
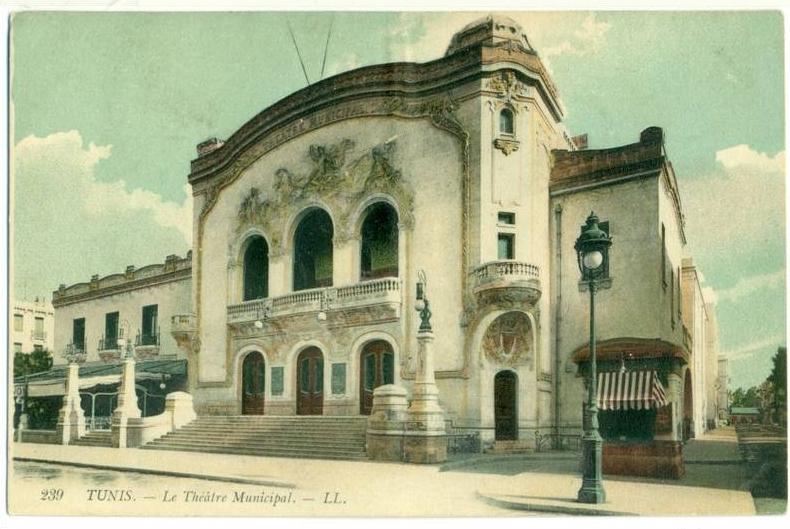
[683,425,743,463]
[11,438,756,516]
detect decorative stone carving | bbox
[476,287,541,311]
[235,139,416,245]
[494,138,520,155]
[482,312,532,365]
[486,71,527,105]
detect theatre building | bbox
[18,15,718,475]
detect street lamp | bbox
[415,269,432,332]
[574,211,612,504]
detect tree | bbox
[766,346,787,424]
[767,347,786,405]
[14,348,53,378]
[13,349,57,429]
[730,385,761,408]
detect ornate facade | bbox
[36,16,717,463]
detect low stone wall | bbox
[113,391,197,448]
[603,440,684,479]
[18,429,59,445]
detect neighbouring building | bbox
[704,301,720,430]
[11,298,55,355]
[681,258,721,438]
[15,253,192,430]
[17,15,721,476]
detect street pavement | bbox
[10,426,757,516]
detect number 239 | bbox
[40,488,63,501]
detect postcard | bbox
[6,8,787,520]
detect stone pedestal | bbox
[403,330,447,463]
[112,357,141,448]
[165,391,197,430]
[56,363,86,445]
[366,384,408,461]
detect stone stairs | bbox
[71,430,113,447]
[141,415,369,461]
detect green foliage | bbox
[13,348,53,378]
[731,385,761,408]
[767,347,786,407]
[14,349,56,429]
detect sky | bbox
[9,10,786,390]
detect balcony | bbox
[471,260,541,308]
[170,314,197,350]
[97,336,120,362]
[30,330,47,342]
[135,332,161,359]
[227,277,402,329]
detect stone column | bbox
[112,355,141,448]
[403,329,448,463]
[56,363,86,445]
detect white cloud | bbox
[681,144,785,260]
[714,269,785,303]
[389,12,612,66]
[715,144,786,174]
[325,52,361,78]
[541,14,611,59]
[701,286,718,306]
[723,334,785,361]
[12,130,192,298]
[15,130,192,244]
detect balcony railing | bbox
[227,277,402,325]
[30,330,47,342]
[136,332,160,347]
[97,336,120,351]
[171,314,196,333]
[472,260,540,287]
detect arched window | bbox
[243,236,268,301]
[499,108,514,135]
[293,208,334,291]
[360,202,399,280]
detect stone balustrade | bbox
[170,314,197,350]
[472,260,540,285]
[227,277,402,325]
[471,260,542,308]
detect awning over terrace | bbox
[13,359,186,398]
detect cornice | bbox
[188,44,562,187]
[52,267,191,308]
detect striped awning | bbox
[597,370,669,410]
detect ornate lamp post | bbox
[403,269,447,463]
[574,211,612,504]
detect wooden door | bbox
[242,351,265,415]
[494,371,517,440]
[297,347,324,415]
[359,341,395,415]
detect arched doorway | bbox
[360,203,399,280]
[683,369,693,440]
[359,340,395,415]
[297,347,324,415]
[243,235,268,301]
[241,351,265,415]
[494,370,518,440]
[293,209,333,291]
